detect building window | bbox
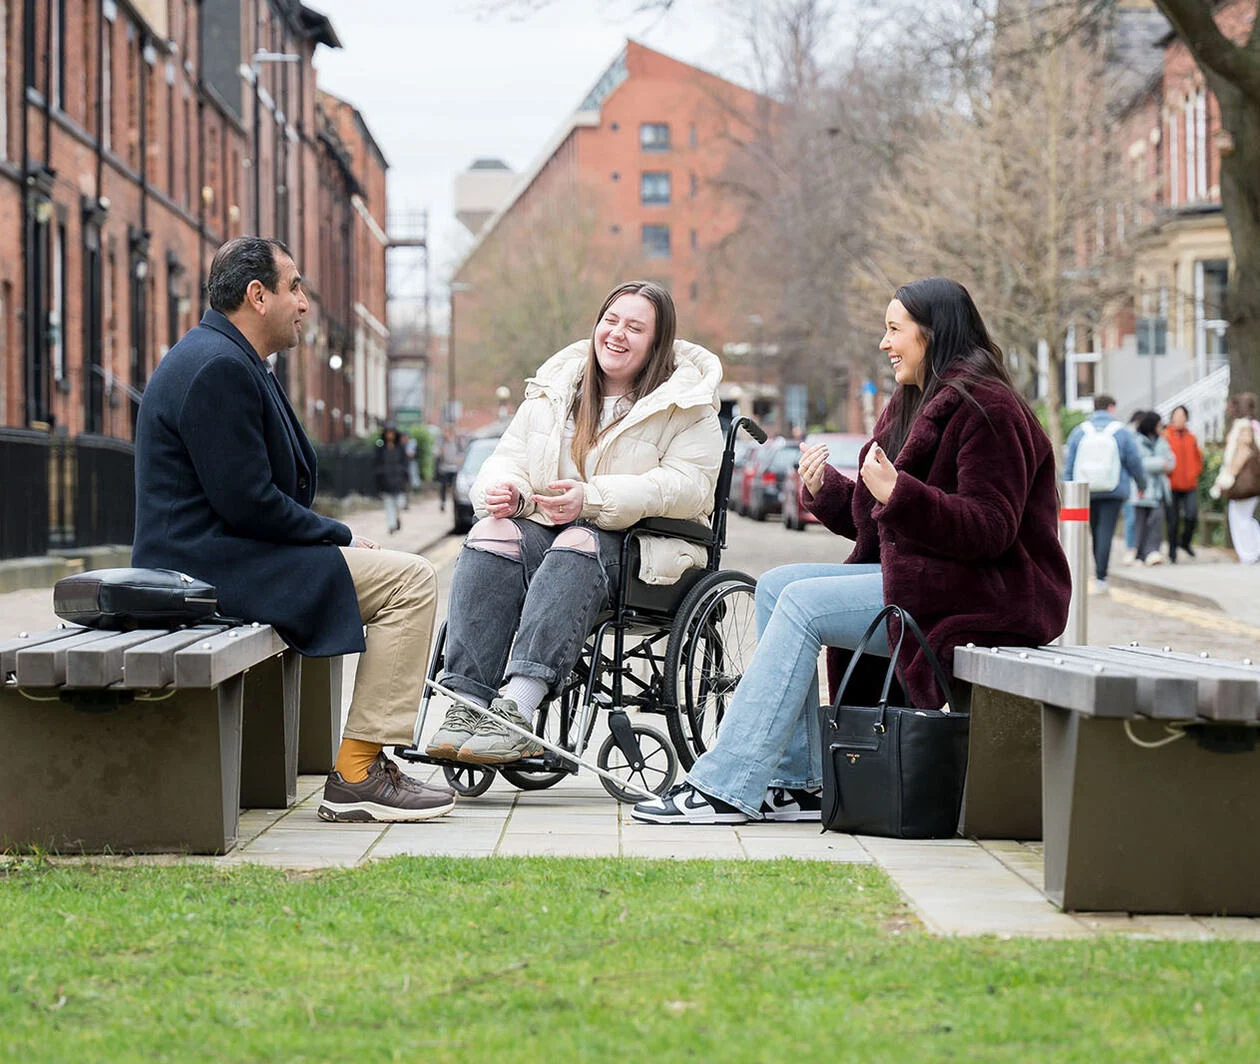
[51,221,66,386]
[609,224,621,234]
[1184,94,1197,200]
[50,0,64,109]
[689,280,698,301]
[640,122,670,151]
[0,0,8,160]
[1195,259,1229,375]
[689,172,698,198]
[642,224,670,258]
[689,122,697,148]
[690,228,698,250]
[1195,90,1207,198]
[641,171,670,205]
[101,19,111,153]
[611,171,619,181]
[1167,112,1179,207]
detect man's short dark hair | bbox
[206,237,292,313]
[1093,394,1116,412]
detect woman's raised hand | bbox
[860,443,898,504]
[484,482,521,519]
[535,479,585,525]
[797,442,830,496]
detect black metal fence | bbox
[59,435,137,549]
[314,444,378,499]
[0,429,52,560]
[0,432,136,561]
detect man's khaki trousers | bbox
[338,547,437,745]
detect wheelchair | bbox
[395,416,766,803]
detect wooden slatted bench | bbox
[954,643,1260,915]
[0,624,343,855]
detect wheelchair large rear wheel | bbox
[663,570,757,769]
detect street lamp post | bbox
[250,50,301,236]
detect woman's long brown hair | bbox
[569,280,677,475]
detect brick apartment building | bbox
[1068,0,1252,431]
[0,0,389,445]
[448,40,775,425]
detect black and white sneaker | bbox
[757,787,822,822]
[631,783,748,825]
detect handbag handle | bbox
[829,604,959,732]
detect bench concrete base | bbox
[240,650,301,809]
[298,655,343,775]
[959,687,1043,841]
[1043,707,1260,915]
[0,680,244,855]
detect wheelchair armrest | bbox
[628,517,714,546]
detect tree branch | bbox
[1153,0,1260,101]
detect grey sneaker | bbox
[318,753,456,823]
[457,698,544,764]
[425,704,483,759]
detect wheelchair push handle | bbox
[731,416,767,446]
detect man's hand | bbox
[534,479,585,525]
[483,482,521,519]
[860,444,898,504]
[350,534,381,550]
[797,442,830,496]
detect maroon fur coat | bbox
[804,380,1071,708]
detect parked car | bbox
[747,440,801,522]
[781,433,868,530]
[729,437,761,511]
[451,435,501,534]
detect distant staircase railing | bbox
[1155,364,1231,443]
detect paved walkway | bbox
[3,493,1258,942]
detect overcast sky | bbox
[308,0,741,300]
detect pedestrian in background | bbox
[1212,392,1260,565]
[1120,408,1146,565]
[403,430,420,502]
[374,424,410,534]
[1132,411,1174,565]
[435,425,462,513]
[1063,395,1147,593]
[1164,404,1203,561]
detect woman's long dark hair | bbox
[878,277,1028,460]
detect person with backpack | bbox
[1064,395,1147,593]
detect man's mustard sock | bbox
[334,738,383,783]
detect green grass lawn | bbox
[2,857,1257,1063]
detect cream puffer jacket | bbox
[471,338,723,585]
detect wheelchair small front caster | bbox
[596,722,678,803]
[442,763,495,797]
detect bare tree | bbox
[1148,0,1260,394]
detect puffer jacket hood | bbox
[526,338,722,419]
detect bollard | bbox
[1056,481,1090,646]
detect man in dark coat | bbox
[133,236,452,824]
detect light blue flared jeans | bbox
[686,563,889,816]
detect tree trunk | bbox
[1216,85,1260,395]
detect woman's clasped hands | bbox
[484,478,587,524]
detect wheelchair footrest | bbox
[390,745,579,774]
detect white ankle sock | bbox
[501,676,548,724]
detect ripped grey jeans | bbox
[440,517,624,705]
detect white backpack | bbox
[1075,421,1123,494]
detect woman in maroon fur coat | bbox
[633,278,1071,825]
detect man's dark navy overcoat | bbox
[132,310,365,656]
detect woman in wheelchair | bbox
[633,277,1071,824]
[426,280,724,765]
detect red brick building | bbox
[1079,0,1253,426]
[0,0,388,444]
[450,40,774,423]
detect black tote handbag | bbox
[818,605,969,839]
